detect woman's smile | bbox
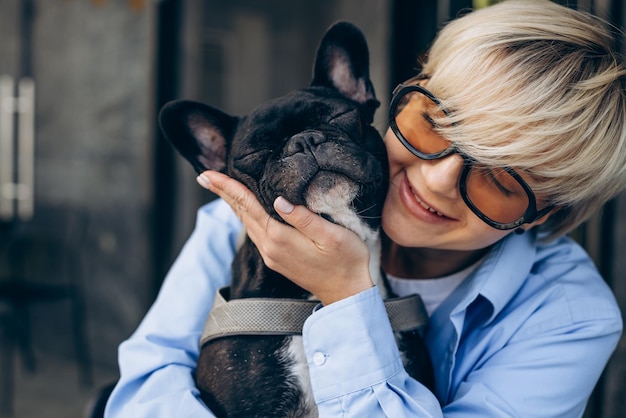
[382,127,514,252]
[398,172,455,223]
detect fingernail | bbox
[274,196,295,214]
[196,173,211,189]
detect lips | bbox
[413,190,445,217]
[398,173,454,222]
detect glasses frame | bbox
[389,77,554,230]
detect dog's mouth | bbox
[304,171,377,241]
[257,138,386,235]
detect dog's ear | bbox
[159,100,239,174]
[311,21,380,122]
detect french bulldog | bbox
[159,21,433,418]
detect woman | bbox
[106,1,626,416]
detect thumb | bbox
[273,196,348,250]
[274,196,296,215]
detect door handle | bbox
[17,78,35,220]
[0,75,35,221]
[0,75,15,221]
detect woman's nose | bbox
[420,154,464,198]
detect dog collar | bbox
[200,286,429,347]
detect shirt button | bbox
[312,351,326,366]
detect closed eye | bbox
[232,147,273,162]
[328,108,358,123]
[422,112,438,129]
[483,168,522,197]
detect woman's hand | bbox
[197,170,374,305]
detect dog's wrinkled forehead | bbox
[246,88,362,136]
[227,88,367,166]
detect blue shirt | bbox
[105,199,622,417]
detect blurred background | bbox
[0,0,624,417]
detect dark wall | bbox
[0,0,156,367]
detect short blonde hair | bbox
[420,0,626,240]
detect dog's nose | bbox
[285,131,325,156]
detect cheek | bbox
[383,129,402,157]
[457,222,511,250]
[384,129,415,171]
[382,189,512,251]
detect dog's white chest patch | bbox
[305,176,385,291]
[305,176,377,244]
[282,336,318,417]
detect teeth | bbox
[413,190,444,217]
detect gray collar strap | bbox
[200,287,428,348]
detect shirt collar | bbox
[450,230,538,325]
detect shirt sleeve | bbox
[105,200,241,418]
[303,287,443,417]
[302,282,621,418]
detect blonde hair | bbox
[420,0,626,240]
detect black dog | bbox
[160,21,432,418]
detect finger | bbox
[197,172,305,255]
[197,171,266,226]
[198,173,315,273]
[273,196,350,251]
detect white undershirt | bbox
[386,259,484,316]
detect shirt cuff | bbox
[302,286,405,402]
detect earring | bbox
[514,228,525,235]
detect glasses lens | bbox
[394,89,451,156]
[465,166,530,224]
[391,80,537,229]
